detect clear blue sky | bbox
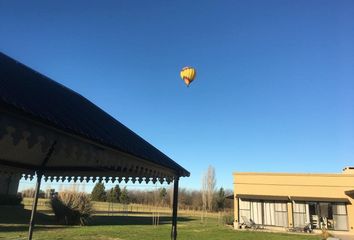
[1,0,354,191]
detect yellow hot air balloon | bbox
[180,66,196,87]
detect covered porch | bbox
[0,52,189,240]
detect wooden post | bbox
[171,177,179,240]
[28,172,43,240]
[27,141,56,240]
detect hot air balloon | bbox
[180,66,196,87]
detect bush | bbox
[320,228,333,240]
[51,191,93,225]
[223,212,234,225]
[0,194,23,206]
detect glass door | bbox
[319,202,333,230]
[293,202,308,227]
[308,202,319,229]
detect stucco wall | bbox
[233,172,354,232]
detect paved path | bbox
[332,233,354,240]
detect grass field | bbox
[0,200,321,240]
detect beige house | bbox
[233,167,354,233]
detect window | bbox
[239,198,251,223]
[263,201,275,226]
[333,203,348,231]
[293,202,307,227]
[239,199,288,227]
[274,202,288,227]
[251,201,263,224]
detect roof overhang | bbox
[345,190,354,197]
[225,194,234,199]
[290,196,351,203]
[0,109,179,183]
[235,194,351,203]
[236,194,289,201]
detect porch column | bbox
[171,177,179,240]
[287,201,293,228]
[234,196,239,228]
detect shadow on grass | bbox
[0,206,56,225]
[0,225,69,233]
[95,210,161,215]
[0,206,192,233]
[91,215,192,226]
[0,206,63,233]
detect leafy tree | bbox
[120,187,129,204]
[91,183,106,202]
[216,187,226,211]
[159,188,167,200]
[114,185,121,202]
[106,185,121,203]
[106,188,115,203]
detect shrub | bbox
[51,191,93,225]
[320,228,333,240]
[0,194,23,206]
[222,212,234,225]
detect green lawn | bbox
[0,205,320,240]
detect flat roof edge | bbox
[232,172,354,177]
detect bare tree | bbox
[206,165,216,211]
[168,185,174,207]
[201,171,208,211]
[201,171,208,223]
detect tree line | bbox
[89,165,232,212]
[89,182,232,211]
[21,166,232,212]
